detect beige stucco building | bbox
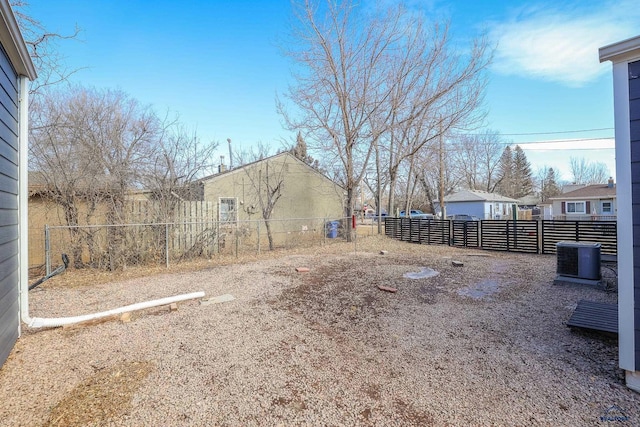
[197,152,345,223]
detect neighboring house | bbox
[517,194,540,209]
[561,183,587,194]
[538,202,553,220]
[600,34,640,393]
[434,190,518,220]
[0,0,37,367]
[27,173,220,270]
[196,152,345,223]
[547,178,616,220]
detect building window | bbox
[601,201,612,214]
[219,197,237,223]
[566,201,585,214]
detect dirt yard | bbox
[1,236,637,426]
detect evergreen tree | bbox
[541,167,561,202]
[496,146,513,197]
[292,131,308,159]
[495,145,534,199]
[512,145,533,198]
[290,132,320,169]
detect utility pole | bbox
[438,124,446,219]
[227,138,233,170]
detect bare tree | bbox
[30,86,161,267]
[452,131,504,192]
[11,1,82,96]
[29,89,105,266]
[30,86,215,268]
[380,20,491,216]
[279,1,414,240]
[569,156,610,184]
[279,1,491,233]
[141,119,219,219]
[413,142,460,216]
[235,147,287,250]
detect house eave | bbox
[599,35,640,64]
[0,1,36,80]
[549,195,617,201]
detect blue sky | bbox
[22,0,640,182]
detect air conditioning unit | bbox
[555,241,601,285]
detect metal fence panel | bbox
[541,220,617,255]
[418,219,450,245]
[480,220,539,253]
[451,221,479,248]
[385,218,617,257]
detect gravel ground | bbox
[1,236,638,426]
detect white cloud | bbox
[490,1,640,86]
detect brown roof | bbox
[549,184,616,200]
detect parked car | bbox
[399,209,434,219]
[447,214,476,221]
[365,210,387,219]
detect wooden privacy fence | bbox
[385,218,617,256]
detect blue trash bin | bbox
[326,220,339,238]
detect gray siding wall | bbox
[0,42,19,366]
[630,59,640,370]
[443,201,486,219]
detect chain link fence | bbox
[32,217,376,274]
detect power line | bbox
[496,127,613,136]
[509,137,614,145]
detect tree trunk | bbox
[345,186,354,242]
[265,219,274,251]
[63,201,83,269]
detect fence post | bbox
[44,224,51,276]
[324,218,326,246]
[539,220,543,254]
[354,224,357,252]
[165,223,169,268]
[257,221,261,255]
[463,221,468,247]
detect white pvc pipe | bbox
[18,75,28,335]
[17,76,206,329]
[27,291,205,328]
